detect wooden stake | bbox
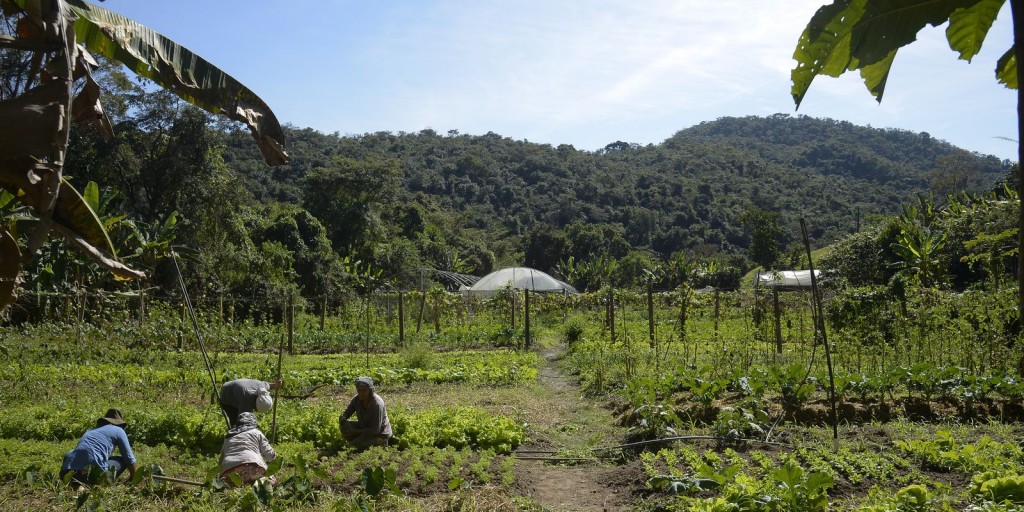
[272,331,284,443]
[801,218,838,449]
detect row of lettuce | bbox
[4,349,538,389]
[640,427,1024,511]
[0,400,524,454]
[571,344,1024,410]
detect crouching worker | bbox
[219,378,280,427]
[219,412,277,486]
[60,408,137,486]
[338,376,392,450]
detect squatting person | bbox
[219,412,277,486]
[338,376,392,450]
[60,408,138,485]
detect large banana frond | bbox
[9,0,288,165]
[792,0,998,107]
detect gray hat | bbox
[355,376,375,390]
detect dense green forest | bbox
[31,74,1009,317]
[219,115,1007,272]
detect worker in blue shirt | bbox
[60,408,137,485]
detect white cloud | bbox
[102,0,1018,159]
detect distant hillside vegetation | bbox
[222,114,1008,272]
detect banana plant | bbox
[0,0,287,310]
[791,0,1024,323]
[891,224,948,287]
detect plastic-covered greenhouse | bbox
[462,267,578,297]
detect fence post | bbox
[524,288,531,349]
[137,284,146,327]
[647,283,655,348]
[416,291,426,333]
[320,295,327,332]
[178,300,185,350]
[398,291,405,346]
[608,288,616,344]
[287,293,295,354]
[773,288,783,354]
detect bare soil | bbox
[511,342,647,511]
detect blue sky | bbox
[101,0,1018,161]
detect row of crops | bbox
[0,319,542,510]
[5,279,1024,510]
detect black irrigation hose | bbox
[590,436,794,453]
[170,250,228,429]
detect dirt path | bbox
[512,341,642,511]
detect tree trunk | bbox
[1012,0,1024,373]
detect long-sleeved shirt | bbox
[342,393,392,437]
[219,429,276,472]
[61,424,137,472]
[219,379,271,413]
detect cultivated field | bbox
[2,287,1023,511]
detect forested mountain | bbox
[221,114,1007,271]
[57,107,1009,308]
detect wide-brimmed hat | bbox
[98,408,126,426]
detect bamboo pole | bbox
[170,251,229,429]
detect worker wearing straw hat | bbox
[60,408,137,485]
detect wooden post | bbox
[137,284,146,327]
[398,291,405,346]
[320,295,327,332]
[365,292,372,369]
[76,289,85,344]
[416,291,426,333]
[178,299,185,350]
[287,294,295,354]
[433,292,441,333]
[773,288,783,354]
[609,288,616,344]
[647,283,655,348]
[272,332,284,443]
[562,289,568,324]
[524,288,531,349]
[714,288,721,348]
